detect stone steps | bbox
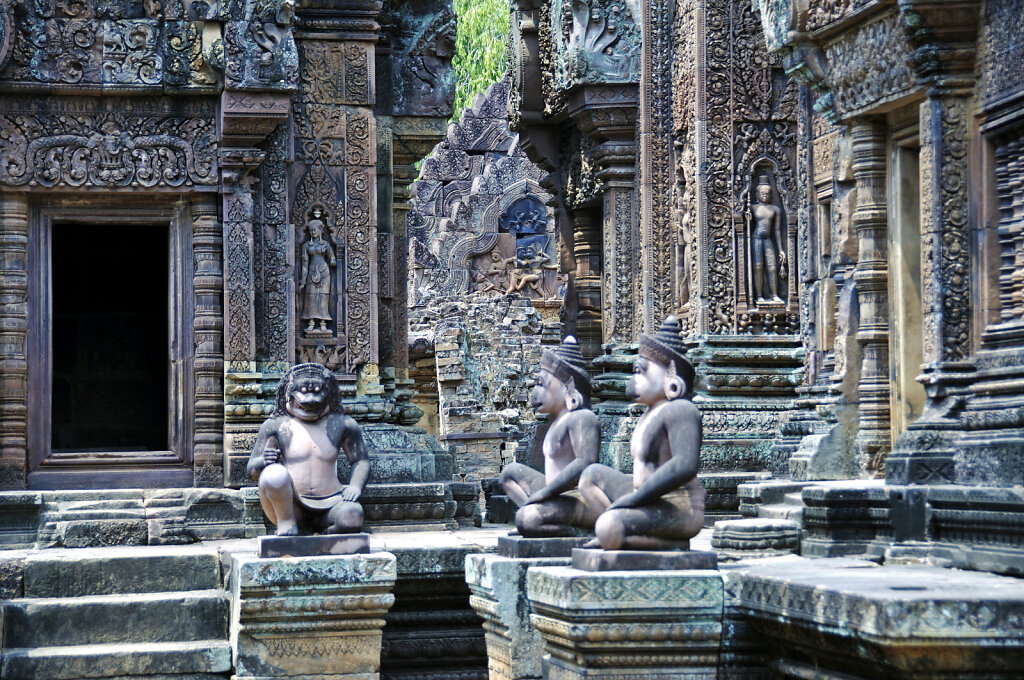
[4,590,229,648]
[1,547,230,679]
[1,640,232,680]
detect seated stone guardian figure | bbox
[579,316,704,550]
[247,363,371,536]
[498,336,601,536]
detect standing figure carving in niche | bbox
[674,179,695,306]
[499,337,600,536]
[747,175,786,303]
[299,209,336,336]
[247,363,370,536]
[579,316,704,550]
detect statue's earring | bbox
[564,376,583,411]
[664,360,686,400]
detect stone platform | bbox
[231,551,397,679]
[257,533,370,558]
[497,535,590,558]
[526,564,726,679]
[572,547,718,571]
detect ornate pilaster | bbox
[0,194,28,489]
[885,0,982,484]
[850,121,891,474]
[221,148,266,365]
[192,196,225,487]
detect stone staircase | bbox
[1,546,231,679]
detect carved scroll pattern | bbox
[224,172,257,361]
[671,0,698,336]
[0,97,217,189]
[345,166,374,367]
[641,0,674,333]
[256,124,289,361]
[920,97,970,363]
[703,0,736,333]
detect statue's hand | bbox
[609,491,643,510]
[263,446,280,465]
[340,485,361,502]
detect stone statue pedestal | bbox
[526,565,725,679]
[466,553,571,680]
[231,552,396,679]
[497,535,591,558]
[257,532,370,558]
[571,548,718,571]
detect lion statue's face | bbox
[285,375,332,422]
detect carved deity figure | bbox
[299,210,336,335]
[247,363,370,535]
[506,245,558,296]
[747,175,786,303]
[674,178,695,306]
[477,249,516,293]
[579,316,704,550]
[499,336,600,536]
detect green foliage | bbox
[451,0,509,122]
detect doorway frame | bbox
[26,196,195,489]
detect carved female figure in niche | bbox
[746,175,786,303]
[299,209,336,336]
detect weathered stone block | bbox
[526,566,725,678]
[231,552,397,679]
[258,533,370,558]
[466,553,570,680]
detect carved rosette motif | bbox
[0,97,218,189]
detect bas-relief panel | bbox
[0,96,218,188]
[978,0,1024,105]
[700,0,799,336]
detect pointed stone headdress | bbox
[541,336,591,404]
[638,316,695,395]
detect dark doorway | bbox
[51,224,169,452]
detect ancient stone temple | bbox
[3,0,1024,678]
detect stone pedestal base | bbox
[466,553,571,680]
[526,565,724,679]
[572,548,718,571]
[498,535,590,558]
[711,519,800,560]
[231,552,396,679]
[257,533,370,558]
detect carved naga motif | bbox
[552,0,641,89]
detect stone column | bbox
[572,208,603,359]
[850,121,892,474]
[231,552,397,679]
[191,196,225,486]
[526,565,724,678]
[0,194,28,488]
[466,553,570,680]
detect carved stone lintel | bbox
[220,91,293,146]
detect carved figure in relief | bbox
[247,363,370,536]
[747,175,787,303]
[579,316,704,550]
[477,250,516,293]
[499,336,600,536]
[674,178,695,306]
[506,245,558,296]
[299,209,336,336]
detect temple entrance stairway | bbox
[1,546,231,679]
